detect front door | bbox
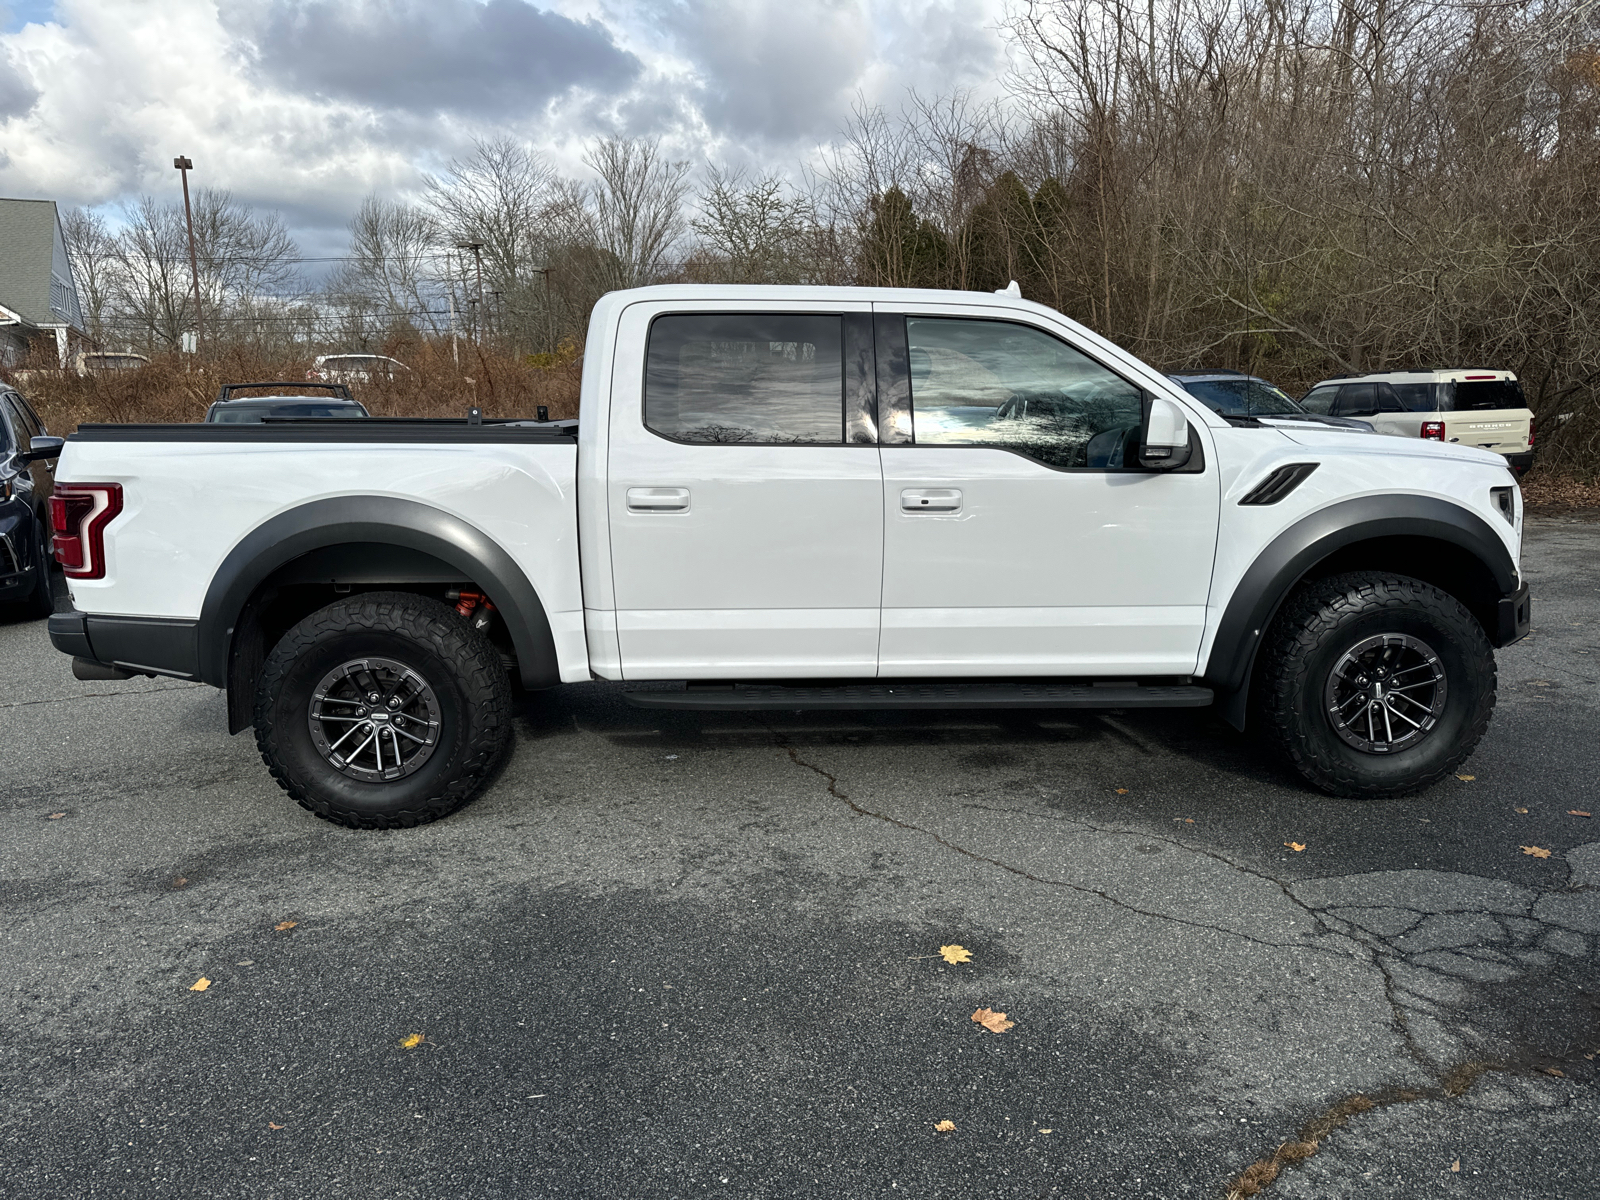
[606,302,883,679]
[875,311,1220,676]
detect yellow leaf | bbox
[1450,1159,1460,1173]
[1521,845,1552,858]
[189,977,211,992]
[1284,842,1306,853]
[1114,788,1129,795]
[400,1033,424,1049]
[1514,807,1529,814]
[939,945,973,965]
[1456,774,1475,782]
[269,1123,285,1130]
[1039,1128,1053,1135]
[274,921,298,932]
[933,1120,956,1132]
[971,1007,1015,1034]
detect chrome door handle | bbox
[901,488,962,513]
[626,487,690,513]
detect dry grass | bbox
[9,338,582,434]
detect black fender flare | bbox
[198,496,560,690]
[1202,494,1517,728]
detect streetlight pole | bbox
[456,241,485,341]
[173,156,204,354]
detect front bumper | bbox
[1497,581,1532,647]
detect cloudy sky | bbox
[0,0,1013,259]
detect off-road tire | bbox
[1259,572,1495,798]
[254,591,513,829]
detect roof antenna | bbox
[995,280,1021,298]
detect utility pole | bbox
[448,289,460,368]
[174,156,204,353]
[456,241,485,341]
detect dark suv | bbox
[0,388,62,619]
[1168,369,1373,430]
[205,382,370,423]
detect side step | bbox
[624,681,1214,711]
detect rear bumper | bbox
[1496,582,1532,647]
[1504,451,1535,474]
[48,605,202,680]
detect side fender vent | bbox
[1240,462,1319,506]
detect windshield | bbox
[1176,378,1304,417]
[212,403,364,423]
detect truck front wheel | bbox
[1259,572,1496,797]
[253,592,513,829]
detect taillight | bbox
[49,483,122,579]
[1528,418,1536,448]
[1421,421,1445,440]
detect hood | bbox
[1273,424,1508,467]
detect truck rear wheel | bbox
[253,591,513,829]
[1258,572,1495,797]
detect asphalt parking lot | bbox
[2,518,1597,1199]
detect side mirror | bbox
[1139,394,1193,469]
[18,435,65,464]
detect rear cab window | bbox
[1449,379,1526,411]
[644,313,845,444]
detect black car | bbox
[0,388,63,619]
[204,381,370,423]
[1168,369,1374,430]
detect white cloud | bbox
[0,0,1011,256]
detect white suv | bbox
[1300,370,1534,472]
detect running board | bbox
[623,681,1214,711]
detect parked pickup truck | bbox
[45,285,1531,828]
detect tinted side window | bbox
[645,313,844,444]
[904,318,1144,469]
[1376,384,1405,413]
[0,399,17,452]
[1335,383,1378,417]
[1390,383,1440,412]
[6,393,42,439]
[1300,386,1338,414]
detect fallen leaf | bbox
[1185,818,1194,824]
[268,1123,285,1130]
[1456,774,1475,782]
[939,945,973,965]
[1514,807,1529,814]
[274,921,298,932]
[1543,1066,1565,1077]
[189,977,211,992]
[172,877,187,888]
[1569,810,1592,818]
[46,812,66,820]
[1521,845,1552,858]
[400,1033,424,1049]
[971,1007,1015,1034]
[933,1120,956,1132]
[1038,1128,1053,1135]
[1284,842,1306,853]
[1450,1159,1460,1173]
[1114,788,1129,795]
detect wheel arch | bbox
[200,496,560,729]
[1202,495,1517,730]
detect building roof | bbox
[0,198,85,331]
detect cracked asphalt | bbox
[2,518,1597,1199]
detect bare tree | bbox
[62,207,118,346]
[325,197,445,345]
[581,137,690,290]
[688,167,824,284]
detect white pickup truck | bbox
[44,285,1531,828]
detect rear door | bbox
[1443,377,1532,455]
[874,309,1220,676]
[605,300,883,679]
